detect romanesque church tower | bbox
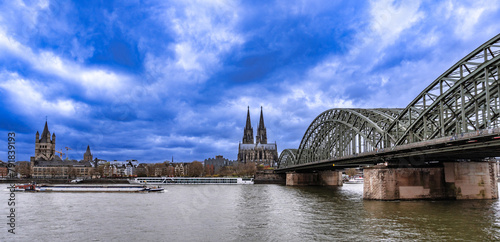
[34,121,58,161]
[84,145,93,162]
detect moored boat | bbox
[14,184,37,192]
[36,184,148,192]
[133,177,254,185]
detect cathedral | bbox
[237,107,278,167]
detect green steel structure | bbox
[278,33,500,169]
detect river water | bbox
[1,183,500,241]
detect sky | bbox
[1,0,500,163]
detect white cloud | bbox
[0,27,26,55]
[450,0,500,39]
[174,42,203,71]
[0,28,130,99]
[418,29,440,47]
[145,0,244,90]
[0,73,89,117]
[369,0,424,48]
[9,0,49,29]
[70,38,95,63]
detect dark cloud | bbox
[1,0,500,162]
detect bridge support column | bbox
[363,166,447,200]
[444,161,498,199]
[286,172,317,186]
[286,171,342,186]
[363,161,498,200]
[318,171,343,186]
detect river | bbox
[2,183,500,241]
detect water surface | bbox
[1,183,499,241]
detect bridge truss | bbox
[278,33,500,169]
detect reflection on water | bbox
[1,183,499,241]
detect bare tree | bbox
[204,164,213,176]
[15,161,31,178]
[188,161,203,177]
[166,166,174,177]
[233,162,256,177]
[242,162,256,177]
[160,162,169,176]
[96,164,105,178]
[346,168,358,178]
[50,167,63,178]
[136,164,147,177]
[68,166,78,179]
[219,166,235,177]
[147,164,156,177]
[89,167,97,179]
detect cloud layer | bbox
[1,0,500,162]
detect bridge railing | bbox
[278,126,500,169]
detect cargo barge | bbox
[14,184,164,192]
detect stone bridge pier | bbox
[363,161,498,200]
[286,171,343,186]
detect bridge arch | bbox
[278,33,500,169]
[293,108,403,166]
[387,33,500,145]
[277,149,298,168]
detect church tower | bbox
[242,106,254,144]
[34,121,57,161]
[84,145,93,162]
[256,106,267,144]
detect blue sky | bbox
[1,0,500,163]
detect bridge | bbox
[276,34,500,200]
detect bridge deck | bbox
[276,127,500,173]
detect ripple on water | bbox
[1,183,499,241]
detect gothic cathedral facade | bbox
[238,107,278,167]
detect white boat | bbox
[344,177,364,184]
[37,184,148,192]
[133,177,254,185]
[144,186,165,192]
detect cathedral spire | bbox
[242,107,254,144]
[258,106,265,130]
[245,106,252,130]
[257,106,267,144]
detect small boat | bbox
[14,184,37,192]
[145,186,164,192]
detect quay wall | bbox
[254,170,286,184]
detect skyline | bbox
[1,0,500,162]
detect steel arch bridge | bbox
[278,33,500,169]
